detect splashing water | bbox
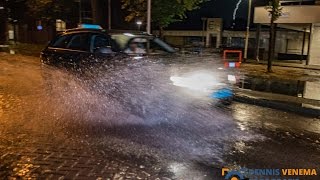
[0,54,265,171]
[36,56,264,164]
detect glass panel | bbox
[51,35,71,48]
[67,34,90,51]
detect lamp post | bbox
[147,0,151,34]
[201,17,207,48]
[244,0,252,61]
[136,21,142,31]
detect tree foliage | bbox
[6,0,26,21]
[26,0,78,22]
[121,0,207,29]
[265,0,282,22]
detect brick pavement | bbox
[0,53,172,179]
[0,129,170,180]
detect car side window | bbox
[91,34,110,51]
[124,38,147,54]
[51,35,72,48]
[67,33,90,51]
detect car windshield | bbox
[111,34,175,54]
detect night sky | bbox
[111,0,269,30]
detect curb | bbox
[234,94,320,117]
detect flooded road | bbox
[0,54,320,179]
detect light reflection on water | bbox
[0,94,3,118]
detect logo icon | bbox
[222,168,245,180]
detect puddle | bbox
[238,75,305,97]
[235,75,320,114]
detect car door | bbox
[64,33,93,68]
[43,34,73,65]
[44,32,93,68]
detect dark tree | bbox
[266,0,282,72]
[26,0,79,24]
[121,0,207,37]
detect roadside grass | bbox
[240,63,320,81]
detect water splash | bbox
[0,54,265,169]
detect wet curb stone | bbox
[234,94,320,117]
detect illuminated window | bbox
[8,30,14,40]
[56,19,66,32]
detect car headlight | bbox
[170,72,220,92]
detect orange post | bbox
[223,50,243,62]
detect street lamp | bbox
[136,21,142,31]
[244,0,252,61]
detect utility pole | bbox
[301,28,307,62]
[255,23,261,62]
[92,0,100,25]
[147,0,151,34]
[244,0,252,61]
[201,17,207,48]
[79,0,82,24]
[108,0,111,30]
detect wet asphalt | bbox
[0,54,319,179]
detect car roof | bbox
[60,28,153,38]
[107,30,151,36]
[60,24,153,37]
[62,28,106,34]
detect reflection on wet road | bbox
[0,54,320,179]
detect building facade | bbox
[254,0,320,65]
